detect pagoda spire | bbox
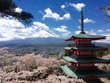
[80,8,85,34]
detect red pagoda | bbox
[61,8,110,83]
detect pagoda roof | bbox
[64,46,106,50]
[63,56,110,63]
[61,65,110,78]
[65,33,106,41]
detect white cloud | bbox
[83,18,95,23]
[75,30,80,34]
[0,18,25,29]
[55,26,68,33]
[61,13,71,20]
[106,10,110,16]
[97,29,104,33]
[107,29,110,32]
[0,17,72,41]
[55,26,71,37]
[42,8,71,21]
[33,22,49,30]
[86,30,97,35]
[79,18,95,24]
[32,30,56,38]
[0,18,58,41]
[61,5,66,9]
[0,18,25,41]
[69,3,86,11]
[14,7,22,13]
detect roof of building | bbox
[64,46,106,50]
[65,33,106,41]
[61,65,110,78]
[75,33,105,39]
[63,56,110,63]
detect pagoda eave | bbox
[70,62,110,64]
[65,36,106,41]
[64,47,107,51]
[61,65,110,78]
[63,56,110,64]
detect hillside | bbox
[0,52,85,83]
[0,37,66,47]
[0,48,110,83]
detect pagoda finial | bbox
[80,7,85,34]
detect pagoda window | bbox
[76,51,80,55]
[80,51,92,55]
[71,62,77,66]
[76,63,79,67]
[75,39,92,46]
[79,41,91,44]
[74,51,93,56]
[74,51,77,55]
[79,63,94,67]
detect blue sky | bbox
[15,0,110,32]
[0,0,110,42]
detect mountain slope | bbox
[0,37,66,47]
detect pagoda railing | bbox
[70,44,95,47]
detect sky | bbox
[0,0,110,42]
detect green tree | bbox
[0,0,33,23]
[95,51,105,58]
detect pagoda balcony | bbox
[73,54,94,57]
[70,64,98,71]
[62,56,110,64]
[70,44,95,47]
[72,50,94,57]
[73,55,96,59]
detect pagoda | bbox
[61,8,110,83]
